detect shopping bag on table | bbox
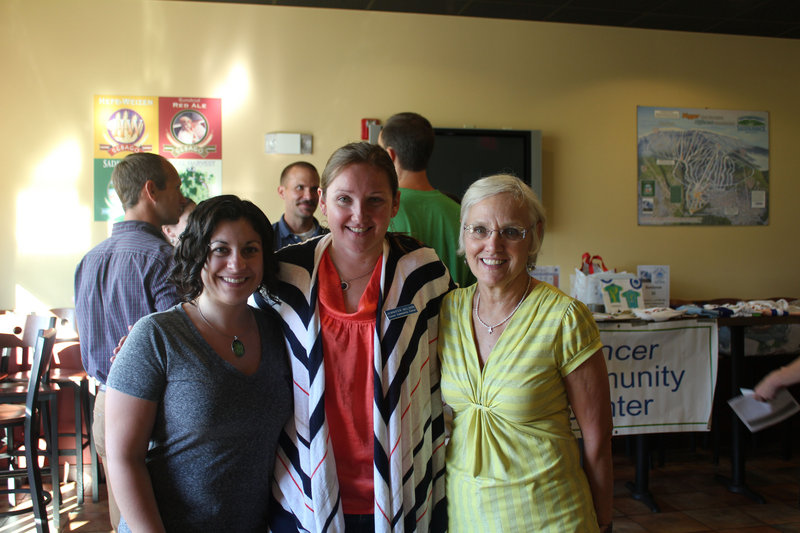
[580,253,609,275]
[571,252,613,307]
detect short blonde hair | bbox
[458,174,546,267]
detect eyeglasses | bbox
[463,224,530,241]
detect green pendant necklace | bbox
[195,303,246,357]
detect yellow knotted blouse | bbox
[439,282,603,532]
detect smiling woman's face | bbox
[200,218,264,307]
[319,162,399,259]
[463,192,533,291]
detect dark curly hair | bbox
[170,194,277,302]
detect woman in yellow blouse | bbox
[438,174,613,532]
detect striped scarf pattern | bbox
[259,233,452,532]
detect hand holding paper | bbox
[728,388,800,433]
[754,357,800,401]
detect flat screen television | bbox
[427,128,542,202]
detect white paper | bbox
[728,388,800,433]
[638,265,670,308]
[751,190,766,208]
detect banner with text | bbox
[574,319,718,436]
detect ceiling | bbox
[192,0,800,39]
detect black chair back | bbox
[24,327,56,533]
[21,316,57,351]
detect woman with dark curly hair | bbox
[105,194,293,532]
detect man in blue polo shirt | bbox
[75,152,186,531]
[272,161,328,250]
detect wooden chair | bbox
[3,315,57,376]
[50,341,97,504]
[0,328,59,532]
[50,308,78,343]
[0,333,23,378]
[5,327,96,504]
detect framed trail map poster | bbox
[637,106,769,226]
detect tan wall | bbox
[2,0,799,311]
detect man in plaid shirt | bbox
[75,152,187,531]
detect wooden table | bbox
[715,314,800,503]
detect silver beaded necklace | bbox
[474,276,531,334]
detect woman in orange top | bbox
[253,142,453,532]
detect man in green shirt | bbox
[379,112,475,287]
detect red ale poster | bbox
[159,97,222,159]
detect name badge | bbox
[384,303,418,321]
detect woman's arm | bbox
[564,350,614,530]
[754,356,800,401]
[105,388,165,533]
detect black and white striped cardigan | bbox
[255,233,453,532]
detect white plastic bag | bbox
[571,268,606,306]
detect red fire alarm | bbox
[361,118,380,140]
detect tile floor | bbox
[612,444,800,533]
[1,441,799,532]
[0,466,112,533]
